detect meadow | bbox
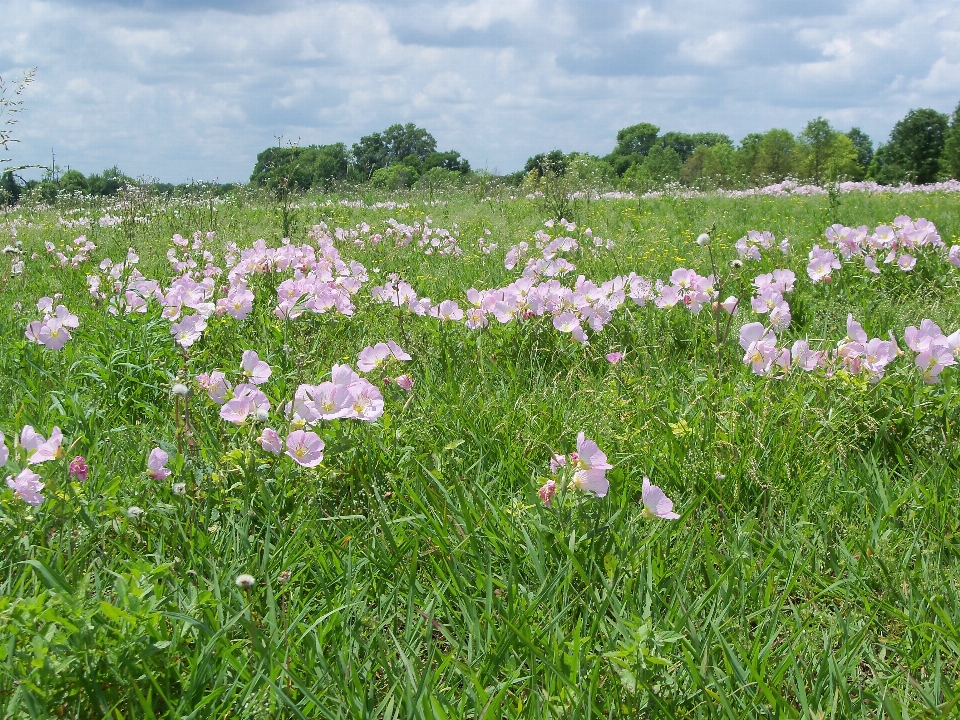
[1,182,959,718]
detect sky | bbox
[2,0,959,183]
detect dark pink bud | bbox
[69,456,89,482]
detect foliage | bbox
[942,101,960,180]
[1,187,960,718]
[870,108,949,185]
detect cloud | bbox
[1,0,958,182]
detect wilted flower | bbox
[69,456,89,481]
[640,477,680,520]
[395,374,414,392]
[538,479,557,506]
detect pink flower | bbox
[19,426,45,454]
[538,479,557,506]
[0,432,8,467]
[605,352,623,364]
[306,382,354,420]
[387,340,411,361]
[550,452,567,474]
[429,299,464,321]
[241,350,272,385]
[147,448,171,479]
[171,314,207,347]
[257,428,283,454]
[641,477,680,519]
[285,430,325,467]
[739,323,778,375]
[357,343,392,372]
[570,432,611,497]
[394,374,414,392]
[38,319,71,350]
[917,344,956,383]
[198,371,231,404]
[346,379,385,421]
[721,296,739,315]
[6,468,44,506]
[69,456,89,481]
[28,427,63,464]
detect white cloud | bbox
[1,0,958,182]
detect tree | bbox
[250,143,349,191]
[87,167,131,196]
[59,169,89,195]
[752,129,797,183]
[798,117,833,184]
[351,123,438,179]
[846,128,873,172]
[605,123,660,176]
[658,131,732,163]
[621,145,682,190]
[941,101,960,179]
[524,150,569,177]
[681,144,738,188]
[423,150,470,174]
[870,108,948,184]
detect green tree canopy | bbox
[751,129,798,183]
[846,128,874,171]
[941,101,960,180]
[352,123,438,179]
[606,123,660,176]
[869,108,948,184]
[250,144,350,191]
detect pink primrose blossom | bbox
[241,350,272,385]
[171,314,207,348]
[38,319,71,350]
[739,323,778,375]
[147,448,171,480]
[605,352,623,364]
[570,432,611,497]
[0,432,7,467]
[6,468,44,506]
[19,426,45,453]
[917,344,956,383]
[285,430,325,467]
[29,427,63,464]
[640,477,680,519]
[346,379,385,421]
[721,296,739,314]
[257,428,283,454]
[904,320,944,353]
[357,343,392,372]
[387,340,411,361]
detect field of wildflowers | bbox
[1,185,959,718]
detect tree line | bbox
[3,102,959,205]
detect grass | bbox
[1,186,959,718]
